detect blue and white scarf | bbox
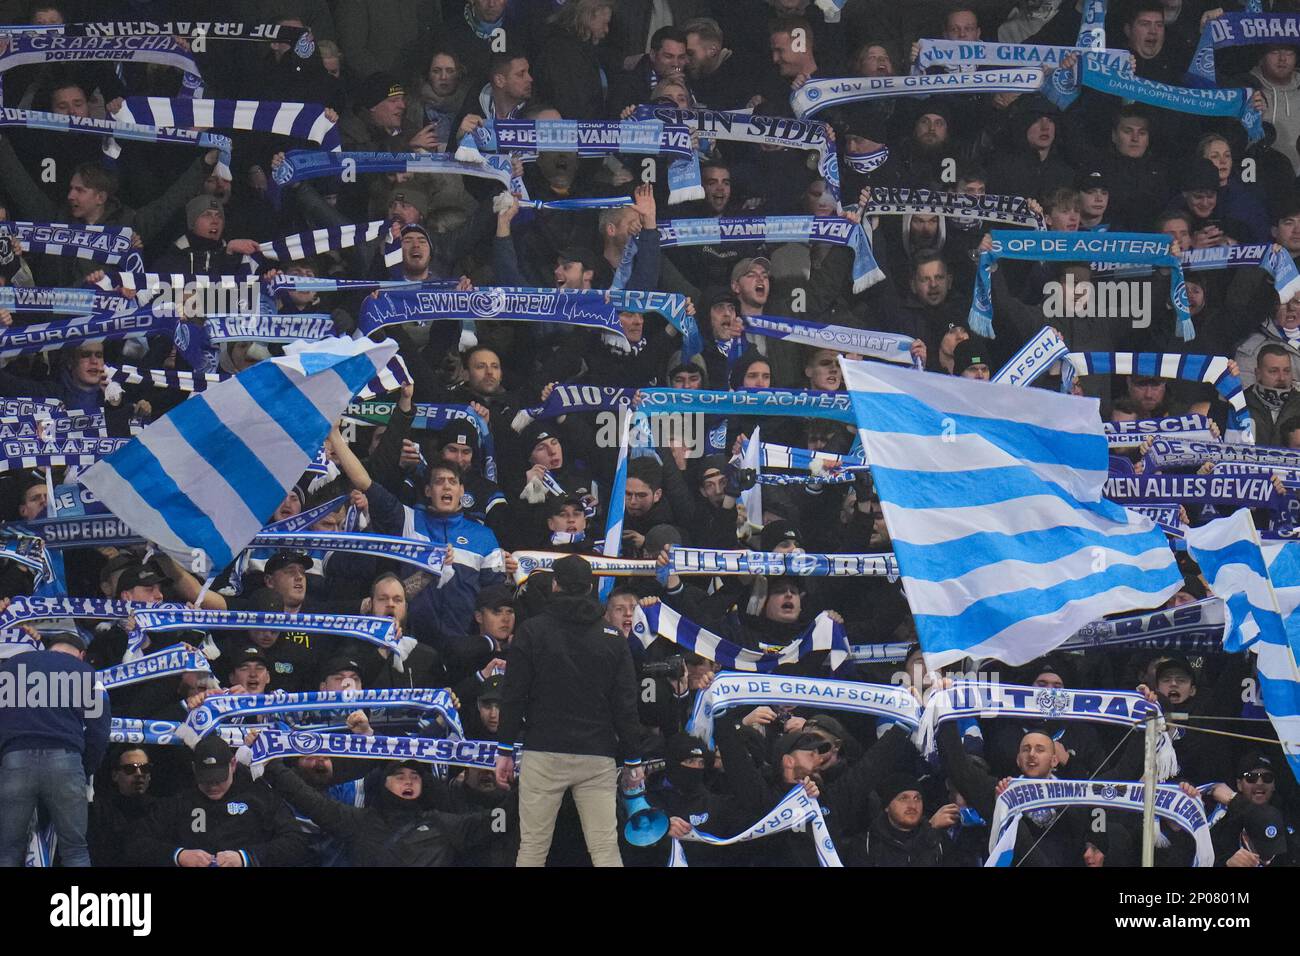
[455,118,693,163]
[271,149,514,190]
[1095,243,1300,304]
[181,687,462,745]
[0,597,175,630]
[0,533,49,579]
[97,645,212,690]
[0,221,141,268]
[267,275,456,296]
[508,550,657,583]
[971,231,1193,340]
[342,400,494,475]
[0,286,134,315]
[634,105,840,205]
[1143,438,1300,471]
[630,603,850,673]
[990,325,1070,386]
[0,106,229,171]
[0,397,63,418]
[744,441,864,472]
[109,717,246,747]
[129,608,408,660]
[0,412,105,441]
[262,495,348,534]
[1063,596,1225,653]
[114,98,340,152]
[661,545,896,581]
[10,511,144,550]
[0,437,130,472]
[687,672,921,744]
[658,216,884,293]
[358,287,628,341]
[0,301,175,358]
[669,782,841,867]
[914,681,1177,779]
[511,384,637,431]
[912,38,1129,73]
[103,355,411,404]
[792,69,1046,119]
[1046,51,1263,143]
[1103,473,1282,509]
[0,34,202,98]
[639,387,855,425]
[241,729,497,779]
[743,314,916,365]
[1186,13,1300,86]
[1105,413,1215,447]
[64,21,315,57]
[845,147,889,174]
[861,186,1047,230]
[257,219,385,263]
[241,531,452,581]
[201,314,334,344]
[1064,351,1252,443]
[987,778,1213,867]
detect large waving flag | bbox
[80,336,397,572]
[838,357,1181,667]
[1184,511,1300,779]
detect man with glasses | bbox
[89,746,157,866]
[1204,753,1298,867]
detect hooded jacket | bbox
[1253,64,1300,174]
[496,592,643,761]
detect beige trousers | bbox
[515,751,623,867]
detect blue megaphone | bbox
[621,786,670,846]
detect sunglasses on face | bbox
[1243,771,1275,784]
[117,763,151,776]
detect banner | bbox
[792,69,1046,118]
[0,302,174,358]
[130,607,408,659]
[242,729,497,778]
[0,437,131,472]
[180,687,462,744]
[990,326,1069,386]
[1104,473,1282,509]
[241,531,451,580]
[1106,414,1215,447]
[271,149,515,191]
[861,186,1046,230]
[0,33,202,90]
[687,672,921,743]
[971,231,1192,339]
[0,221,140,267]
[670,782,840,867]
[509,551,656,583]
[202,314,334,344]
[456,118,693,162]
[658,216,883,293]
[913,38,1128,72]
[987,778,1212,867]
[1046,51,1262,142]
[630,603,850,672]
[358,287,624,341]
[742,314,915,365]
[65,21,315,58]
[913,681,1178,779]
[1143,438,1300,472]
[1186,13,1300,86]
[0,285,133,315]
[661,545,897,581]
[639,387,855,425]
[97,645,212,689]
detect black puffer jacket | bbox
[863,813,947,867]
[263,761,493,867]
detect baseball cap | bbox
[1236,751,1275,777]
[699,285,742,315]
[544,494,585,518]
[478,674,504,703]
[730,257,771,284]
[264,550,314,576]
[192,736,235,785]
[319,655,362,679]
[359,72,405,109]
[1154,655,1196,684]
[229,645,270,668]
[551,553,594,594]
[475,583,516,611]
[1245,804,1289,857]
[117,561,172,593]
[773,731,826,759]
[1074,169,1110,192]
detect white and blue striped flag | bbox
[80,336,397,573]
[838,357,1182,667]
[1184,511,1300,778]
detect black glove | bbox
[724,463,757,497]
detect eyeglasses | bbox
[117,763,151,776]
[1243,771,1275,784]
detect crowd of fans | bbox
[0,0,1297,868]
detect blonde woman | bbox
[537,0,616,120]
[1196,133,1269,243]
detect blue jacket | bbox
[366,481,506,649]
[0,649,112,776]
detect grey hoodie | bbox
[1252,65,1300,174]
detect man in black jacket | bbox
[863,772,959,867]
[88,746,158,867]
[494,554,643,866]
[129,737,307,867]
